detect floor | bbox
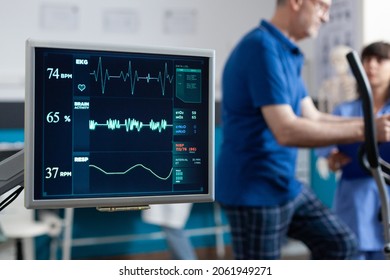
[96,239,310,260]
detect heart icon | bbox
[78,84,86,92]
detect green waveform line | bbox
[89,118,172,133]
[89,164,173,180]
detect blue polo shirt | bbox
[216,20,307,206]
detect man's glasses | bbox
[310,0,330,18]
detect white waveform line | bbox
[89,164,173,180]
[90,57,174,95]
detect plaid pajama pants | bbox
[222,186,358,259]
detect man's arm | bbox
[261,95,390,147]
[262,103,364,147]
[300,96,358,122]
[261,97,390,148]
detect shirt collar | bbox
[260,20,302,56]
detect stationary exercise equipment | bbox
[346,50,390,260]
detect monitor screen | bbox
[25,39,215,209]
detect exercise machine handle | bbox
[346,50,379,168]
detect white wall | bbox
[363,0,390,44]
[0,0,277,101]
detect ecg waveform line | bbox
[89,164,173,180]
[90,57,174,95]
[89,118,172,133]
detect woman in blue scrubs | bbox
[327,41,390,259]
